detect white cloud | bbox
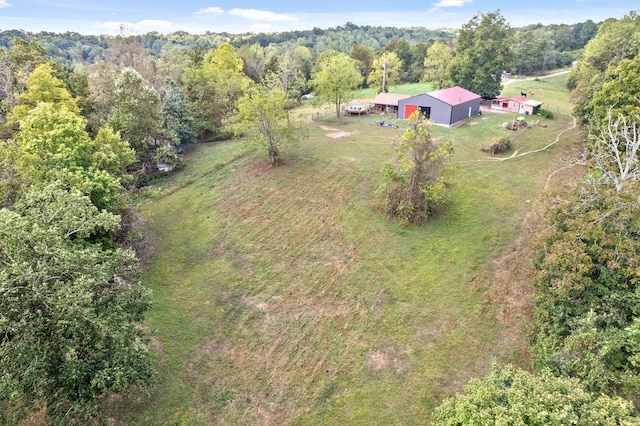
[433,0,472,7]
[0,3,625,36]
[194,7,223,15]
[228,8,298,22]
[0,1,11,8]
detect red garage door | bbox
[404,104,418,119]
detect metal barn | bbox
[397,86,481,127]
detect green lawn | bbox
[502,71,573,115]
[107,73,581,425]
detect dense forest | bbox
[0,19,596,74]
[2,9,640,424]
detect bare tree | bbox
[591,111,640,192]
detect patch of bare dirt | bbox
[319,125,357,139]
[248,159,295,176]
[416,317,455,341]
[366,348,407,374]
[326,131,356,139]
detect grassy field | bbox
[351,82,434,100]
[108,74,582,424]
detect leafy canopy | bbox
[14,102,134,210]
[309,51,362,118]
[589,57,640,127]
[7,62,79,128]
[449,10,515,98]
[367,52,402,93]
[422,40,454,90]
[379,112,453,225]
[227,83,304,166]
[434,364,638,425]
[532,180,640,396]
[182,43,251,140]
[0,183,154,424]
[108,67,162,165]
[568,11,640,126]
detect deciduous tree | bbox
[384,38,413,81]
[367,52,402,93]
[434,364,637,425]
[2,64,134,208]
[16,102,134,210]
[309,52,362,118]
[379,113,453,225]
[262,52,307,104]
[7,37,47,73]
[533,180,640,395]
[106,24,158,85]
[568,11,640,126]
[513,32,543,75]
[182,43,251,140]
[108,67,162,169]
[449,10,514,98]
[85,60,119,132]
[227,83,304,166]
[0,183,154,424]
[588,57,640,127]
[237,42,267,81]
[0,49,18,128]
[408,41,430,83]
[350,44,375,84]
[422,40,453,90]
[7,62,79,128]
[158,77,195,146]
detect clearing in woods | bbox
[109,73,581,425]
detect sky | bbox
[0,0,637,35]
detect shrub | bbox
[538,108,554,119]
[379,113,453,225]
[434,364,638,425]
[481,136,511,154]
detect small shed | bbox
[370,92,412,115]
[491,96,543,115]
[397,86,481,127]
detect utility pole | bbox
[382,53,387,93]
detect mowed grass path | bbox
[115,74,580,424]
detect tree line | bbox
[435,10,640,424]
[0,18,597,81]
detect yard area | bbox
[108,74,582,424]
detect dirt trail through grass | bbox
[502,115,577,160]
[456,114,577,165]
[502,69,570,85]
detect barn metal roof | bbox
[524,99,543,106]
[428,86,481,106]
[371,92,412,106]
